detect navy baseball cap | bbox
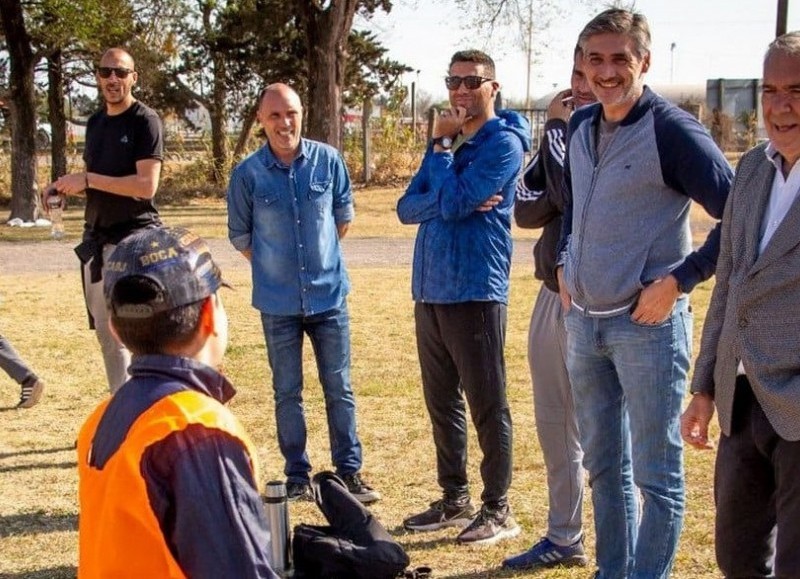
[104,227,228,319]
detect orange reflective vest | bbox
[77,389,261,579]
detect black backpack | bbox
[292,471,414,579]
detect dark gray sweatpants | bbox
[0,333,36,385]
[414,301,513,507]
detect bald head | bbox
[97,47,138,114]
[100,48,135,70]
[259,83,301,109]
[257,83,303,164]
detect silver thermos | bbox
[264,481,292,576]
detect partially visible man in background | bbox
[49,47,163,393]
[682,31,800,578]
[503,45,595,571]
[1,331,44,408]
[227,84,378,505]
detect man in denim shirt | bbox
[227,84,378,504]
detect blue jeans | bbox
[564,298,691,579]
[261,303,362,483]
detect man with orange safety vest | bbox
[76,226,278,578]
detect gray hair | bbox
[766,30,800,62]
[578,8,651,59]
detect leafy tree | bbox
[151,0,308,181]
[344,29,410,107]
[1,0,40,220]
[293,0,392,150]
[454,0,601,107]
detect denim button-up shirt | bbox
[227,139,354,316]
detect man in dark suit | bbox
[681,31,800,578]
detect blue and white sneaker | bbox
[502,536,588,570]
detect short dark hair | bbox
[578,8,651,59]
[110,276,204,355]
[449,50,496,78]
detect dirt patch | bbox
[0,237,534,275]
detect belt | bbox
[570,297,636,317]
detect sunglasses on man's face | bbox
[444,75,493,90]
[97,67,134,79]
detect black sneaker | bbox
[403,496,476,532]
[456,503,520,545]
[286,481,313,502]
[17,378,44,409]
[341,472,381,504]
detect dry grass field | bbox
[0,189,721,578]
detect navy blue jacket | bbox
[90,355,278,579]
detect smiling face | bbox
[447,61,498,122]
[97,49,137,115]
[583,32,649,121]
[570,52,596,109]
[762,48,800,170]
[257,85,303,164]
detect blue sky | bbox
[362,0,800,102]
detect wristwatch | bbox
[432,136,454,150]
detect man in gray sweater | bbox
[555,8,732,578]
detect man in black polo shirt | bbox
[49,47,163,393]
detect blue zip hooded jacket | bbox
[397,110,531,304]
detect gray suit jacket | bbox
[692,143,800,441]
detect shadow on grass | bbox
[0,511,77,538]
[389,525,459,553]
[0,565,77,578]
[0,445,75,460]
[0,444,76,473]
[434,569,523,578]
[437,563,591,578]
[0,461,76,474]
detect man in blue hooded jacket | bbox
[397,49,530,546]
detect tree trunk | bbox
[233,102,259,160]
[47,49,68,181]
[298,0,358,151]
[0,0,40,222]
[208,49,229,183]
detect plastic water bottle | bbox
[47,193,65,239]
[264,481,291,576]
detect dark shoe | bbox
[503,536,588,569]
[456,503,520,545]
[17,378,44,409]
[403,496,476,532]
[286,481,313,502]
[341,472,381,504]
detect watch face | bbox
[441,137,453,148]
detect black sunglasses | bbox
[444,75,493,90]
[97,66,134,79]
